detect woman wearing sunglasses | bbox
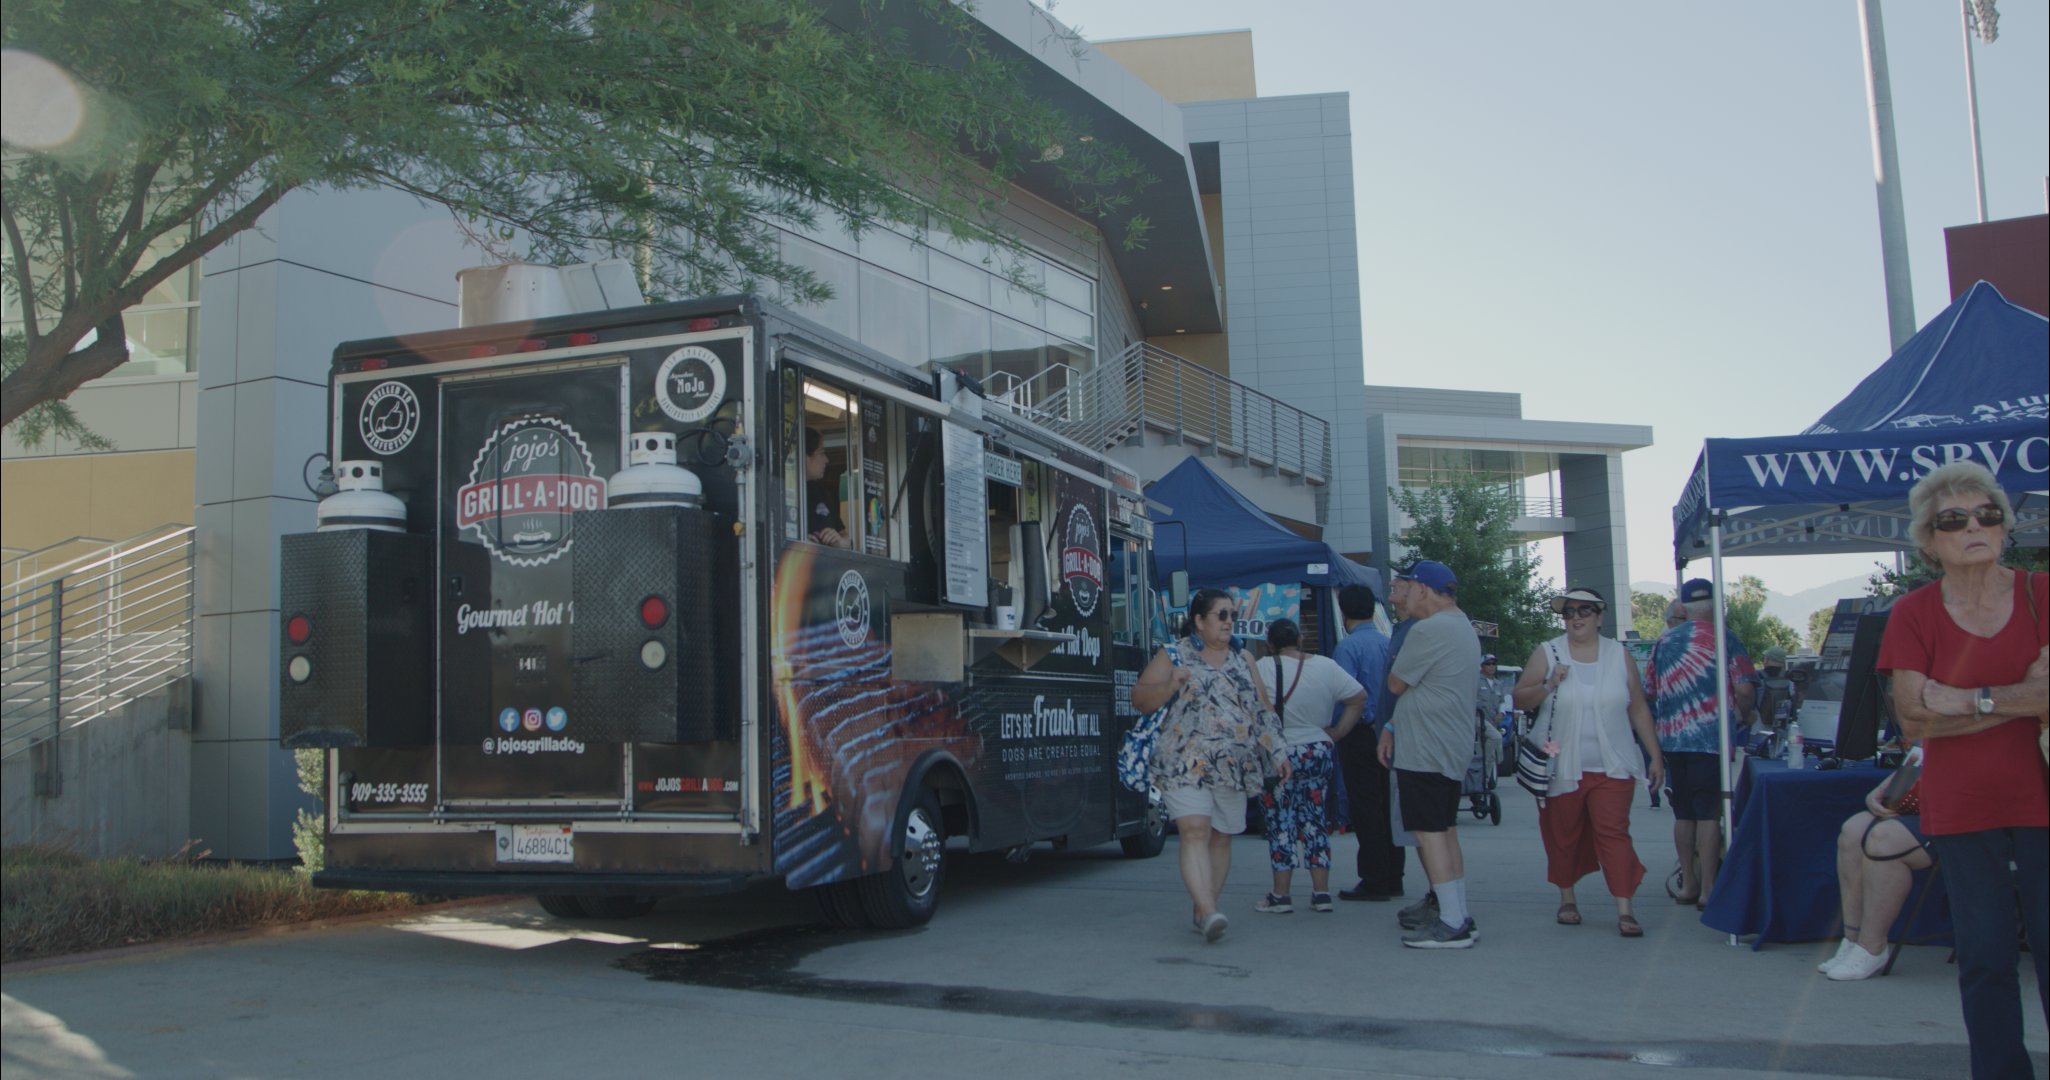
[1874,461,2047,1080]
[1131,587,1291,942]
[1511,588,1665,937]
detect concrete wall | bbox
[1092,31,1256,105]
[1,450,195,555]
[1,680,192,859]
[1362,385,1521,421]
[1180,93,1362,549]
[194,185,487,859]
[1559,453,1633,641]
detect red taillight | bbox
[518,338,547,352]
[686,318,720,331]
[468,344,499,358]
[568,332,600,346]
[360,357,389,370]
[639,596,669,629]
[286,615,312,644]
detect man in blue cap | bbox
[1645,577,1759,907]
[1333,581,1404,901]
[1377,560,1484,948]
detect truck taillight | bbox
[468,344,499,358]
[640,596,669,629]
[687,318,720,331]
[286,615,312,643]
[360,358,389,370]
[518,339,547,352]
[568,332,600,345]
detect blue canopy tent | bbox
[1668,282,2048,924]
[1144,456,1380,652]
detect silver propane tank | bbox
[316,460,407,532]
[607,432,704,509]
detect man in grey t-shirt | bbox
[1376,560,1482,949]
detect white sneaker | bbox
[1819,938,1861,974]
[1827,945,1890,981]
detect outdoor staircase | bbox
[983,341,1331,486]
[1,525,196,779]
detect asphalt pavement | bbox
[4,786,2044,1080]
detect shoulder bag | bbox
[1117,642,1183,793]
[1515,640,1564,801]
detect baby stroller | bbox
[1462,717,1502,825]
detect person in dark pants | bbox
[1877,461,2047,1080]
[1332,582,1403,901]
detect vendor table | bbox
[1701,757,1951,950]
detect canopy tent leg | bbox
[1711,517,1737,947]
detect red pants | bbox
[1538,773,1646,897]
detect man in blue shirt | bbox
[1333,581,1406,901]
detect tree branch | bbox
[1,192,41,349]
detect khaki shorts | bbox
[1163,785,1248,834]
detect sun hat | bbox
[1549,587,1608,615]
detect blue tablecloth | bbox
[1702,758,1952,950]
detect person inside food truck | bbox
[804,426,852,548]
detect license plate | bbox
[496,824,574,864]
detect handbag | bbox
[1880,744,1922,814]
[1515,641,1563,800]
[1117,642,1182,793]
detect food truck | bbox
[283,291,1164,928]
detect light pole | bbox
[1857,0,1916,353]
[1960,1,1999,224]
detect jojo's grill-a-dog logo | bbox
[1062,504,1103,618]
[456,417,605,566]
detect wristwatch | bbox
[1976,687,1996,714]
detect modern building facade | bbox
[3,12,1649,856]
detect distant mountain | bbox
[1630,576,1872,630]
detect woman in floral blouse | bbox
[1131,588,1290,943]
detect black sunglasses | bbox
[1206,609,1238,620]
[1559,604,1601,619]
[1933,505,2005,532]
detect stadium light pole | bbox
[1857,0,1917,353]
[1960,1,1999,224]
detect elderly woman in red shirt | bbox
[1876,461,2047,1080]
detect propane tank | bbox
[316,460,407,532]
[607,432,703,509]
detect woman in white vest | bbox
[1511,588,1667,937]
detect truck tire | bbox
[536,894,585,919]
[1120,798,1167,858]
[578,895,657,919]
[857,787,946,929]
[815,878,871,930]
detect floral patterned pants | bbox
[1258,741,1334,871]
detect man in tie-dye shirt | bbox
[1646,578,1759,906]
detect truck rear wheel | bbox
[536,894,585,919]
[815,878,872,930]
[857,787,946,929]
[578,895,658,919]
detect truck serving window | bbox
[797,376,899,559]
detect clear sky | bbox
[1055,0,2050,600]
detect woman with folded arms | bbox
[1876,461,2047,1080]
[1512,588,1665,937]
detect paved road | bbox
[5,792,2044,1079]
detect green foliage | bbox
[292,748,324,874]
[1807,606,1834,650]
[1390,474,1556,664]
[1722,575,1800,660]
[2,331,113,449]
[1632,589,1672,642]
[2,0,1151,426]
[1,844,419,961]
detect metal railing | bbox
[1,524,196,764]
[999,342,1331,483]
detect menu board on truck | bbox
[941,419,988,607]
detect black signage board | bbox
[438,363,626,798]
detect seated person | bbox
[804,427,851,548]
[1822,745,1932,981]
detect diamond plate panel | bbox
[571,507,739,743]
[279,530,433,748]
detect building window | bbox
[1,229,201,380]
